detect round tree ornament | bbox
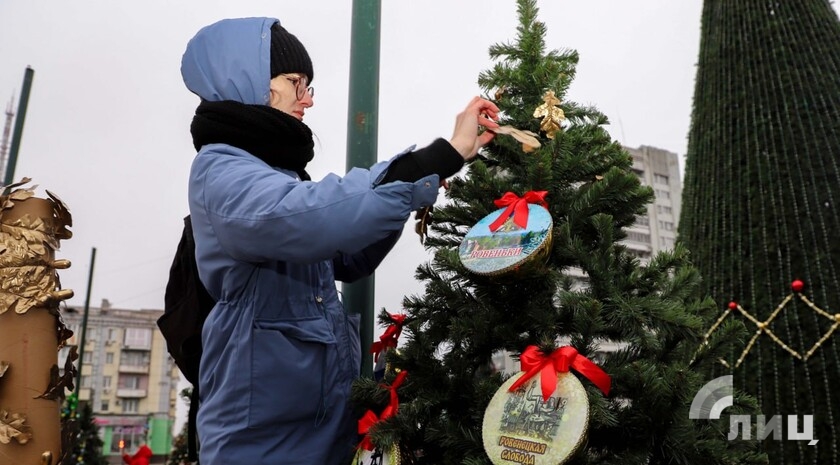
[459,191,552,276]
[482,346,611,465]
[482,372,588,465]
[351,445,400,465]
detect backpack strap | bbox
[188,384,200,462]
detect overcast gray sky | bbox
[2,1,836,319]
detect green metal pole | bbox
[74,247,97,405]
[3,66,34,186]
[343,0,381,378]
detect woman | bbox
[180,17,499,465]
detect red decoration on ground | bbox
[791,280,805,293]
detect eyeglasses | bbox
[284,75,314,100]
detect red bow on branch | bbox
[508,346,611,401]
[488,191,549,232]
[357,371,409,451]
[357,410,383,451]
[370,313,407,362]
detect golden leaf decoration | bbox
[493,125,541,153]
[56,317,74,348]
[414,206,434,245]
[0,177,33,193]
[494,86,507,101]
[9,189,35,202]
[35,365,67,401]
[36,342,79,400]
[533,90,566,139]
[0,410,33,445]
[46,189,73,239]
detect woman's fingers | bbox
[478,115,500,129]
[477,130,496,147]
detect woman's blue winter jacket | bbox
[181,16,441,465]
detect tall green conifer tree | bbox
[680,1,840,463]
[353,1,765,464]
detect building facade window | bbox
[103,376,112,388]
[82,351,92,364]
[654,173,669,185]
[658,221,674,231]
[101,401,109,412]
[122,399,139,413]
[81,376,91,388]
[106,352,114,364]
[627,232,651,243]
[121,350,150,367]
[656,205,673,215]
[118,374,148,391]
[124,328,152,350]
[635,215,649,226]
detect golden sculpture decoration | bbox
[0,177,74,464]
[697,280,839,368]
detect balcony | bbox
[118,364,149,374]
[116,388,147,398]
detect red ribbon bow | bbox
[370,313,406,362]
[357,371,409,451]
[508,346,611,401]
[357,410,383,451]
[488,191,549,232]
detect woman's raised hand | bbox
[449,97,501,160]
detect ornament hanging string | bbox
[370,313,406,362]
[488,191,549,232]
[357,371,409,451]
[509,346,611,401]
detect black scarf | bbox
[190,100,314,181]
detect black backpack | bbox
[157,215,216,462]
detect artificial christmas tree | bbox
[167,388,194,465]
[680,1,840,464]
[352,1,767,464]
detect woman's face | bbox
[268,73,314,120]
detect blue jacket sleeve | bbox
[190,145,439,264]
[332,229,402,282]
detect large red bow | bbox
[357,371,409,451]
[357,410,382,451]
[488,191,549,232]
[370,313,406,362]
[508,346,611,401]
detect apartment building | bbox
[623,145,683,261]
[60,301,179,462]
[492,145,683,374]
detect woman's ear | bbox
[268,83,280,108]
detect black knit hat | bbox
[270,22,313,83]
